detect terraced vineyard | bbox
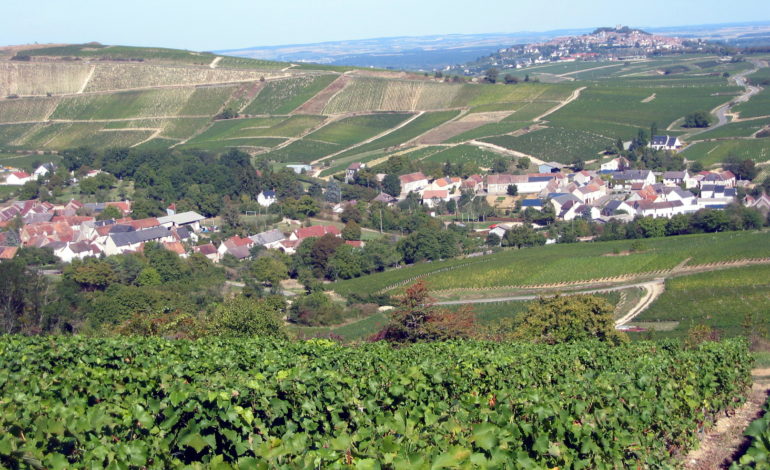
[0,335,752,468]
[0,45,766,170]
[323,77,465,113]
[242,74,337,115]
[482,126,615,162]
[266,113,411,162]
[333,231,770,296]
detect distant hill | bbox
[216,22,770,72]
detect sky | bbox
[2,0,769,51]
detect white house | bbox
[345,162,365,183]
[3,171,34,185]
[421,190,450,208]
[600,156,631,172]
[486,174,527,194]
[662,170,696,189]
[257,190,277,207]
[33,163,56,178]
[650,135,682,151]
[611,170,655,188]
[399,172,429,195]
[156,211,206,232]
[572,183,607,204]
[103,227,174,256]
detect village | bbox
[1,133,768,266]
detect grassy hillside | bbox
[0,46,767,171]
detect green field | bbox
[482,126,615,162]
[16,122,153,149]
[333,231,770,296]
[266,113,411,162]
[451,82,577,108]
[681,138,770,165]
[734,87,770,119]
[693,117,770,139]
[308,113,411,147]
[421,144,503,167]
[629,264,770,339]
[333,110,460,158]
[0,97,59,123]
[242,75,338,115]
[547,85,739,140]
[184,116,286,146]
[50,88,217,120]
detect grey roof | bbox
[552,194,581,205]
[227,245,252,260]
[261,190,276,197]
[652,135,678,146]
[83,202,107,212]
[612,170,653,181]
[528,176,554,182]
[174,227,192,240]
[249,229,285,246]
[109,224,134,233]
[23,213,54,224]
[110,226,171,247]
[663,171,686,179]
[157,211,205,226]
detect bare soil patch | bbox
[416,121,486,144]
[294,75,350,114]
[641,93,657,103]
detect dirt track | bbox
[685,373,770,469]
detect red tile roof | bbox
[11,171,30,178]
[0,246,18,260]
[163,241,186,255]
[399,172,427,184]
[294,225,341,240]
[345,240,364,248]
[193,243,217,255]
[422,190,448,199]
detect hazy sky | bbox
[2,0,768,50]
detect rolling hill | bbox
[0,43,768,175]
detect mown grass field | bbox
[333,231,770,296]
[628,264,770,340]
[242,75,338,115]
[681,138,770,165]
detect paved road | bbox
[686,60,765,138]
